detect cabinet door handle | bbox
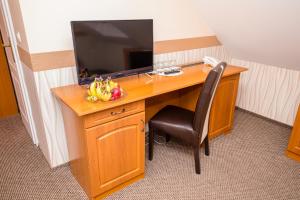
[140,119,145,132]
[110,108,126,116]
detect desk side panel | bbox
[209,74,240,138]
[177,74,240,138]
[60,102,92,196]
[286,105,300,161]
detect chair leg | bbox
[165,134,171,142]
[148,126,154,160]
[193,146,201,174]
[204,135,209,156]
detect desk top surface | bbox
[52,64,247,116]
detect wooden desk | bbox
[53,64,247,199]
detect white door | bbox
[0,0,38,144]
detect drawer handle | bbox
[111,108,126,116]
[140,119,145,132]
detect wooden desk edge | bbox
[52,64,247,117]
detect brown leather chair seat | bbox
[149,105,195,144]
[148,62,227,174]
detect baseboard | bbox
[235,107,292,129]
[50,162,70,170]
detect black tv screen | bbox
[71,19,153,85]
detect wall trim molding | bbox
[31,50,75,72]
[18,46,75,72]
[17,46,32,68]
[18,36,221,72]
[154,36,221,54]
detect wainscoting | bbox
[155,45,231,66]
[233,59,300,126]
[33,67,77,167]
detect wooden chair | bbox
[148,62,227,174]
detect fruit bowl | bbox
[86,77,124,102]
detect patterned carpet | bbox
[0,110,299,200]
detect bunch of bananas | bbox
[87,78,123,102]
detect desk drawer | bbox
[84,100,145,128]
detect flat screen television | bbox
[71,19,153,85]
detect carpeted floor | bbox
[0,110,299,200]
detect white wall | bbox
[194,0,300,71]
[18,0,214,53]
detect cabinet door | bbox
[85,112,145,195]
[209,74,240,138]
[287,106,300,155]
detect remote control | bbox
[163,70,181,75]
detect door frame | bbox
[0,0,38,144]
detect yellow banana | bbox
[89,81,97,96]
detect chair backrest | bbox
[192,62,227,143]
